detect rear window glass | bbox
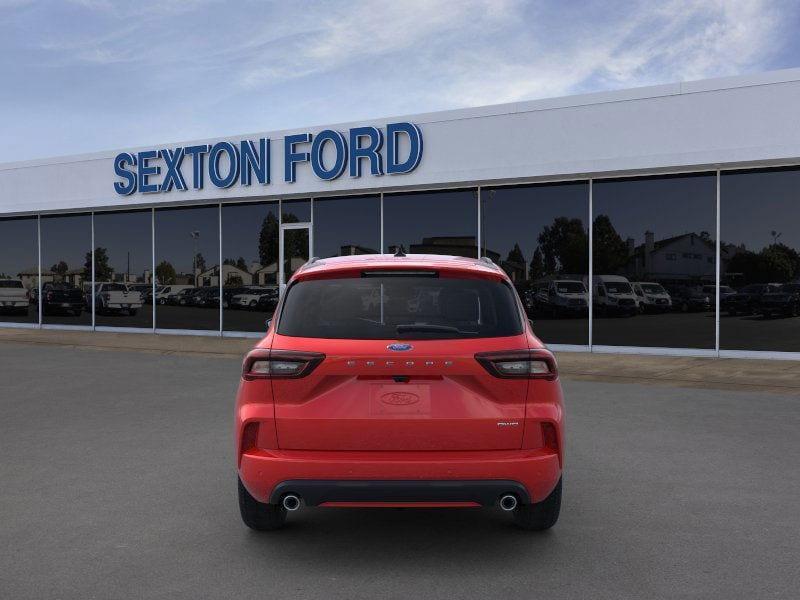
[0,280,23,288]
[278,276,523,339]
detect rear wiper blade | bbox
[396,323,465,334]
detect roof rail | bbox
[479,256,501,269]
[298,257,321,272]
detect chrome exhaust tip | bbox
[282,494,301,511]
[499,494,518,512]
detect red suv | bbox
[235,253,564,531]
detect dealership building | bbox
[1,68,800,359]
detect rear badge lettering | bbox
[497,421,520,427]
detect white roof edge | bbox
[3,67,800,171]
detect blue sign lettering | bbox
[113,123,422,195]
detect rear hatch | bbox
[269,270,529,452]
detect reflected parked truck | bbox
[586,275,638,316]
[0,279,31,315]
[631,282,672,313]
[155,285,194,305]
[87,282,143,315]
[722,283,781,316]
[534,280,589,317]
[42,282,84,316]
[757,283,800,318]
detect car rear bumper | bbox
[239,448,561,506]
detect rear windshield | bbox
[278,276,523,339]
[0,280,23,288]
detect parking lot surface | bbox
[1,343,798,600]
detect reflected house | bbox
[253,258,305,285]
[499,255,526,284]
[194,264,253,287]
[399,236,497,261]
[339,244,378,255]
[17,267,46,291]
[627,231,715,284]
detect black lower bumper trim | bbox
[268,480,530,507]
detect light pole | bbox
[190,230,200,286]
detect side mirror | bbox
[265,318,272,331]
[528,318,534,328]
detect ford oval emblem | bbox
[387,343,413,352]
[381,392,420,405]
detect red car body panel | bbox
[235,254,564,507]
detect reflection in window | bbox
[482,183,589,346]
[93,210,153,329]
[0,217,39,324]
[155,206,220,331]
[313,195,380,258]
[721,167,800,352]
[282,199,311,223]
[384,190,477,257]
[40,213,92,326]
[221,202,279,332]
[592,174,717,349]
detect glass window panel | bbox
[93,210,153,329]
[221,201,279,332]
[0,216,38,324]
[383,189,477,257]
[154,205,220,331]
[282,199,311,223]
[40,213,92,326]
[592,173,717,349]
[283,228,309,282]
[482,182,589,346]
[313,195,380,258]
[721,167,800,352]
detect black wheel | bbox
[238,477,287,531]
[513,477,561,531]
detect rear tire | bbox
[238,477,287,531]
[513,477,561,531]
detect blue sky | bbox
[1,0,799,163]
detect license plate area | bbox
[369,383,431,416]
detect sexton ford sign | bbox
[112,122,423,196]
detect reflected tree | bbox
[538,217,588,275]
[50,261,68,277]
[84,247,113,283]
[529,246,545,281]
[258,213,279,268]
[592,215,629,274]
[728,243,800,284]
[156,261,177,284]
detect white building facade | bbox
[2,69,800,358]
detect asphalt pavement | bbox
[0,342,798,600]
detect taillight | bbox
[242,349,325,380]
[474,350,558,380]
